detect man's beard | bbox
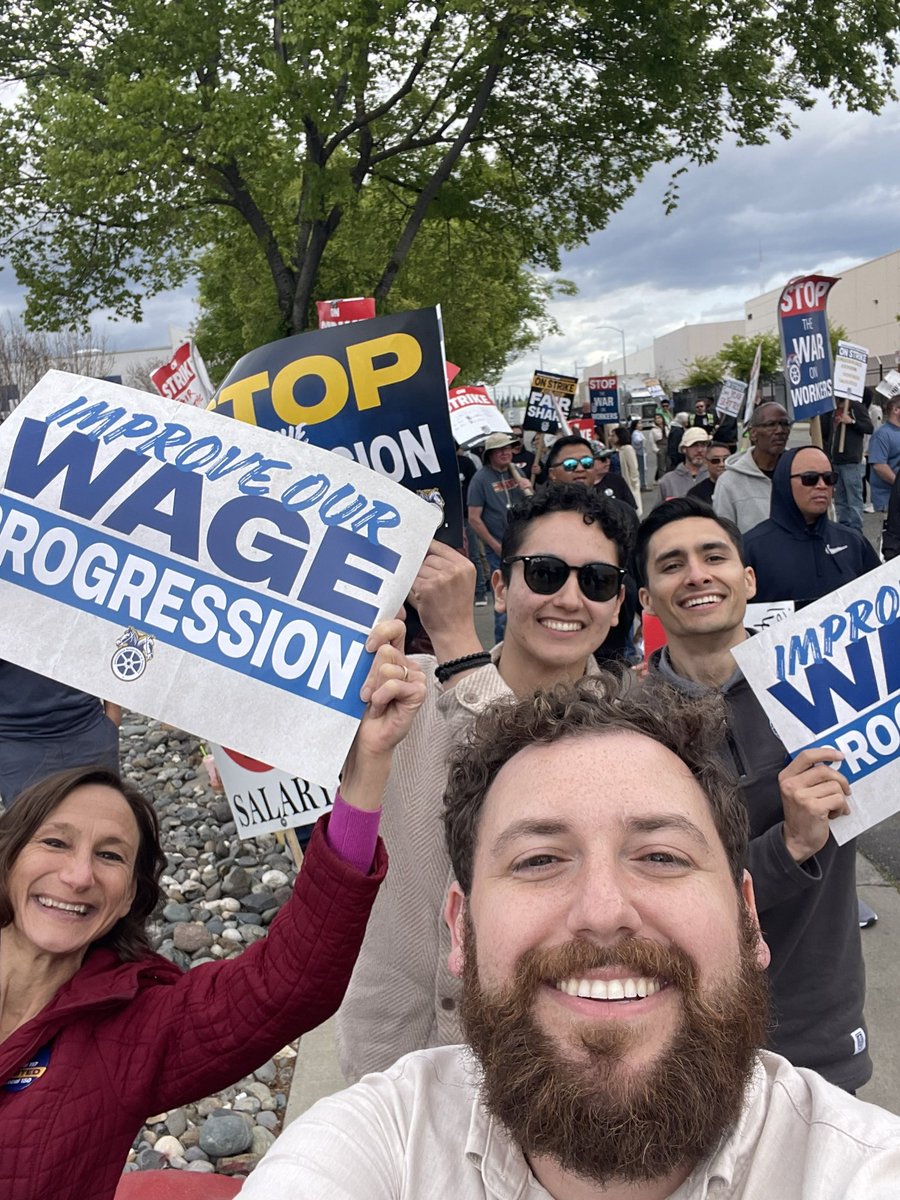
[459,910,769,1187]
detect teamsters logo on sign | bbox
[0,372,440,785]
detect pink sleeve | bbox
[324,791,382,875]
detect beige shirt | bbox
[243,1045,900,1199]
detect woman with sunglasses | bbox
[743,446,881,606]
[537,435,599,488]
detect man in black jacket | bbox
[820,393,874,532]
[635,496,870,1093]
[743,446,880,605]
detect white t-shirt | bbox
[241,1045,900,1199]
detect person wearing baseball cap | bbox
[467,432,532,641]
[654,426,710,504]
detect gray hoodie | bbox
[713,448,773,532]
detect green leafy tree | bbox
[681,355,724,389]
[1,0,898,351]
[195,179,569,382]
[718,331,783,379]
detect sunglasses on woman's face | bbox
[503,554,624,602]
[553,455,595,472]
[791,470,838,487]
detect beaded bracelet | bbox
[434,651,492,684]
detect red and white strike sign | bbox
[150,340,213,408]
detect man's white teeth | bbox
[541,620,582,631]
[683,595,721,608]
[37,896,89,915]
[555,976,662,1000]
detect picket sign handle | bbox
[509,462,534,495]
[275,828,305,870]
[837,397,850,454]
[809,415,823,449]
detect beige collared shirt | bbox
[242,1045,900,1198]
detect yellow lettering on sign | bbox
[271,355,349,426]
[347,334,422,411]
[215,371,271,425]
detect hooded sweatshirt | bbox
[712,448,774,533]
[743,448,881,605]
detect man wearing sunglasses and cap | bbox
[743,446,880,605]
[336,483,633,1082]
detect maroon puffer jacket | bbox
[0,817,387,1200]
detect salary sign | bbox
[733,558,900,843]
[0,372,441,785]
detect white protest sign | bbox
[742,340,763,425]
[211,744,334,838]
[0,372,441,785]
[448,385,511,446]
[833,341,868,403]
[732,560,900,843]
[743,601,794,633]
[875,369,900,402]
[716,377,747,419]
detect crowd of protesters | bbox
[3,386,900,1198]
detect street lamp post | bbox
[597,325,627,382]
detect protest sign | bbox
[523,371,578,434]
[315,297,376,328]
[150,340,214,409]
[588,376,620,424]
[448,385,511,447]
[778,275,839,421]
[742,340,763,424]
[743,601,794,633]
[716,377,747,419]
[209,307,462,546]
[0,372,441,784]
[569,417,596,441]
[212,744,334,838]
[833,340,868,403]
[732,559,900,843]
[875,369,900,403]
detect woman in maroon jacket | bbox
[0,621,423,1200]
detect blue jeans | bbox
[834,462,865,532]
[484,546,506,645]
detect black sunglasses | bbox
[791,470,838,487]
[503,555,624,602]
[553,455,595,472]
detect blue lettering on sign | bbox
[769,638,880,735]
[0,497,376,715]
[32,404,402,543]
[798,691,900,784]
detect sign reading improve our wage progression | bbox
[523,371,578,434]
[209,307,462,546]
[778,275,839,421]
[732,559,900,843]
[0,372,440,786]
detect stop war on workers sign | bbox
[732,558,900,843]
[0,371,440,787]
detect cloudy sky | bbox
[2,90,899,390]
[498,95,900,392]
